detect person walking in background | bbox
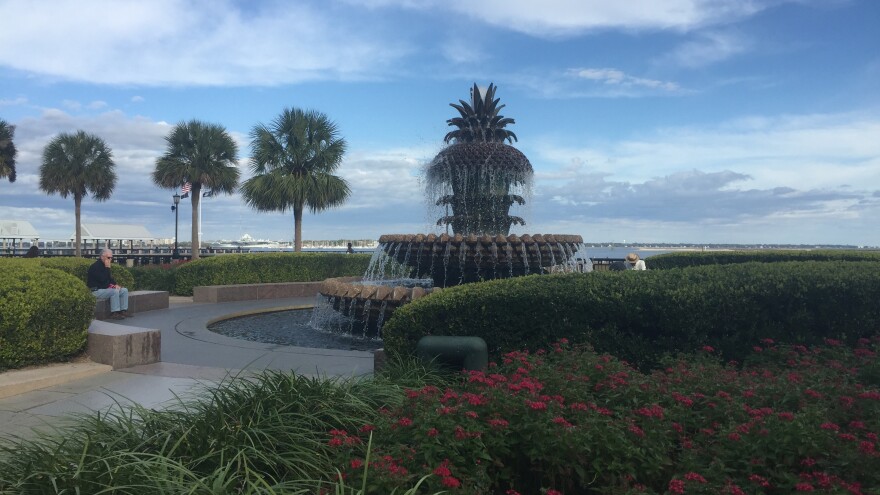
[87,248,130,319]
[626,252,647,270]
[346,242,354,254]
[23,245,39,258]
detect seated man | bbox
[87,248,130,319]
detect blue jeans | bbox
[93,287,129,312]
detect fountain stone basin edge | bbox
[315,277,443,338]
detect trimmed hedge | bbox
[382,261,880,370]
[172,253,372,296]
[0,261,94,370]
[129,264,178,293]
[38,257,136,290]
[648,249,880,270]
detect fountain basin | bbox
[315,277,443,338]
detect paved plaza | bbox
[0,296,374,441]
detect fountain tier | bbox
[370,233,585,287]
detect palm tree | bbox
[153,120,240,260]
[241,108,350,252]
[427,83,532,235]
[39,130,116,257]
[0,119,17,183]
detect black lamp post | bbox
[171,193,181,259]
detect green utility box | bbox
[416,336,488,371]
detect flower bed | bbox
[329,337,880,494]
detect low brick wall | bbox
[193,278,360,303]
[87,320,161,369]
[94,290,169,320]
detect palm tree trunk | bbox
[74,195,82,257]
[191,184,201,260]
[294,206,303,252]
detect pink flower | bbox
[488,418,510,429]
[668,479,686,494]
[526,400,548,410]
[701,345,715,352]
[505,491,522,495]
[725,483,746,495]
[628,424,645,437]
[728,432,742,441]
[795,482,815,491]
[684,472,707,483]
[749,474,771,488]
[433,463,452,477]
[804,389,823,399]
[441,476,461,488]
[350,458,363,469]
[820,422,840,431]
[552,416,574,428]
[777,411,795,421]
[396,417,413,427]
[426,427,439,437]
[545,490,563,495]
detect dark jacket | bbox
[87,259,116,290]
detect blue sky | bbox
[1,0,878,246]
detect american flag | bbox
[181,182,191,194]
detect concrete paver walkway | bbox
[0,296,374,441]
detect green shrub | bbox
[0,262,94,370]
[38,257,135,290]
[172,253,372,296]
[129,263,179,292]
[648,249,880,270]
[382,261,880,369]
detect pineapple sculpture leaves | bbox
[444,83,518,144]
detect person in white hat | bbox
[625,252,647,270]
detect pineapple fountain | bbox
[312,84,586,337]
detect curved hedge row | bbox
[38,257,135,290]
[0,261,95,370]
[382,261,880,370]
[172,253,372,295]
[648,249,880,270]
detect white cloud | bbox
[661,31,751,67]
[572,68,679,91]
[0,0,410,86]
[525,111,880,244]
[131,96,145,103]
[349,0,774,37]
[0,97,28,106]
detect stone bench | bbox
[94,290,169,320]
[193,278,359,303]
[87,320,161,369]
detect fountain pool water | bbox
[208,309,383,352]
